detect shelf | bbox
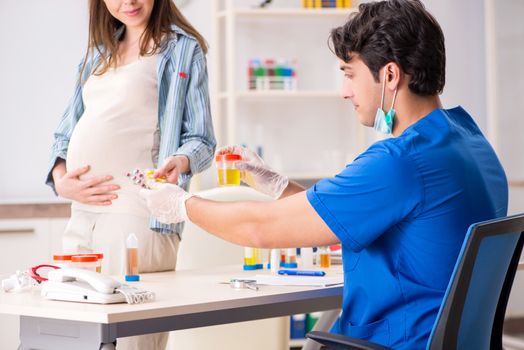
[217,8,356,19]
[219,91,341,100]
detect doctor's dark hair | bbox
[330,0,445,96]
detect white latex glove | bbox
[139,183,194,224]
[216,145,289,199]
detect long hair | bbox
[80,0,207,80]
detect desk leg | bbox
[18,316,117,350]
[301,309,341,350]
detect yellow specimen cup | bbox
[216,154,242,186]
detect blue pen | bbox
[278,270,326,277]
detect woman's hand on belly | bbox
[54,164,121,205]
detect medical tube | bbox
[126,233,139,282]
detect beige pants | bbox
[63,209,180,350]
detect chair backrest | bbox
[427,213,524,350]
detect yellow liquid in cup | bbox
[217,169,241,186]
[244,248,257,265]
[320,253,331,268]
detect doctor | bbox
[140,0,508,348]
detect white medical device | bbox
[41,268,154,304]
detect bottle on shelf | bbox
[302,0,352,8]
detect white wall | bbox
[0,1,88,201]
[0,0,492,201]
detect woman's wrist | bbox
[174,155,190,174]
[52,159,66,182]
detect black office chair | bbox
[307,213,524,350]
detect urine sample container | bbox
[243,247,257,270]
[71,254,98,272]
[52,254,73,268]
[283,248,298,268]
[319,246,331,268]
[216,154,242,186]
[94,253,104,273]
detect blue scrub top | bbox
[306,107,508,349]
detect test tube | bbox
[125,233,140,282]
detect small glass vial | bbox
[71,254,98,272]
[53,254,73,268]
[319,246,331,268]
[126,233,140,282]
[216,154,242,186]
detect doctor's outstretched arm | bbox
[141,184,339,249]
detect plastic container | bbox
[216,154,242,186]
[126,233,140,282]
[71,254,98,272]
[243,247,258,270]
[93,253,104,273]
[71,253,103,272]
[300,247,314,268]
[319,246,331,268]
[52,254,73,268]
[283,248,298,268]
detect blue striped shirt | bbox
[45,25,216,234]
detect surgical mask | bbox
[374,70,398,134]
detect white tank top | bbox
[67,54,159,217]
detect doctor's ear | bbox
[384,63,401,89]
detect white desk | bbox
[0,265,343,350]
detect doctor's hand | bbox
[154,155,190,185]
[139,183,194,224]
[53,164,120,205]
[216,145,289,199]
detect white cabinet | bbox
[0,219,52,275]
[0,217,69,350]
[0,218,69,274]
[211,1,376,181]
